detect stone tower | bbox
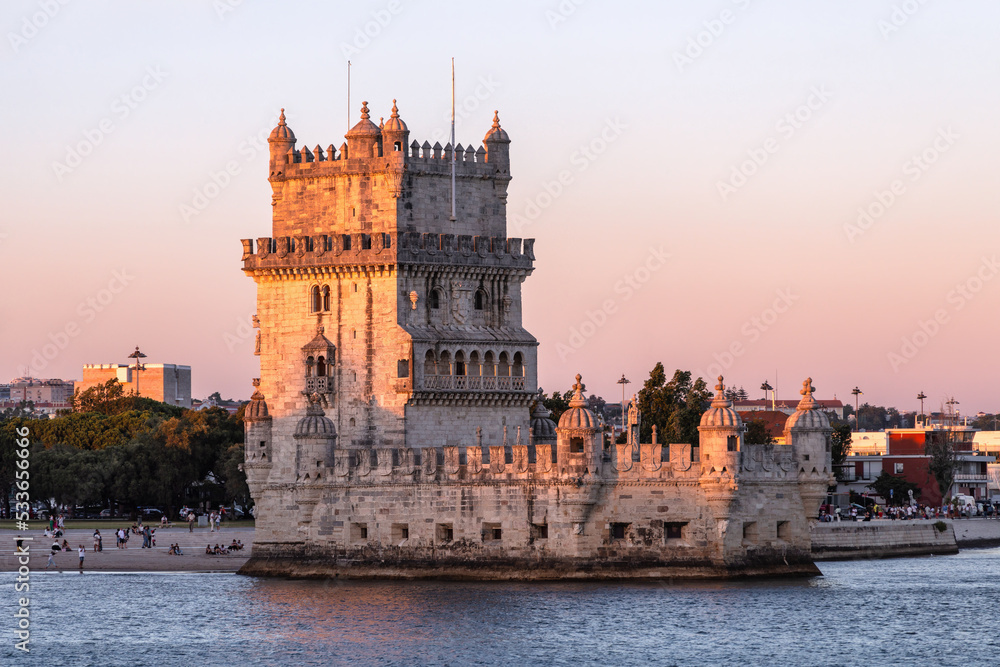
[241,100,537,496]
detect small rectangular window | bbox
[664,522,687,541]
[610,522,630,540]
[436,523,453,543]
[350,522,368,543]
[742,521,758,544]
[570,438,584,453]
[894,462,905,474]
[482,522,502,542]
[777,521,791,541]
[727,435,738,452]
[530,523,548,540]
[391,523,409,543]
[397,359,409,378]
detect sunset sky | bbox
[2,0,999,416]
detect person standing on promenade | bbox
[93,529,101,552]
[46,541,59,569]
[78,545,85,571]
[188,512,195,532]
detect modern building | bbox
[77,363,192,408]
[734,398,846,421]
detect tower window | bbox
[429,289,440,309]
[316,356,327,377]
[394,141,401,151]
[322,286,331,311]
[665,522,687,541]
[570,438,584,453]
[398,359,409,378]
[727,435,738,452]
[310,286,321,313]
[474,289,486,310]
[482,523,502,542]
[610,522,630,541]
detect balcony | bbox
[954,473,988,482]
[305,376,334,394]
[424,374,526,392]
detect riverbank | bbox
[0,526,252,572]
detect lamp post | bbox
[916,391,927,427]
[127,346,147,398]
[760,380,773,411]
[851,386,863,432]
[617,374,630,439]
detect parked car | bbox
[137,507,164,519]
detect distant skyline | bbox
[2,1,999,414]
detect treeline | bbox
[0,380,248,519]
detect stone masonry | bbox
[239,100,833,579]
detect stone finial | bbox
[391,99,399,118]
[715,375,725,393]
[379,117,384,130]
[252,378,261,388]
[796,377,819,411]
[491,110,500,130]
[317,325,325,335]
[409,290,418,310]
[360,101,370,120]
[801,377,814,397]
[568,374,587,408]
[278,108,286,125]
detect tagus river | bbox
[3,548,999,666]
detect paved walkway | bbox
[1,526,253,572]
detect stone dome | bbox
[382,99,408,133]
[530,391,557,440]
[785,378,831,431]
[268,108,295,142]
[295,394,336,438]
[245,387,270,421]
[699,376,743,429]
[557,374,599,430]
[483,110,510,143]
[347,101,381,138]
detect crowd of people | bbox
[205,540,244,555]
[819,501,1000,522]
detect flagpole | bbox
[347,60,352,133]
[450,57,456,222]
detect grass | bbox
[0,519,255,531]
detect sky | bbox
[1,0,999,416]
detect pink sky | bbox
[2,1,999,416]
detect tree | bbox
[925,431,957,501]
[830,423,852,482]
[636,364,711,446]
[868,471,920,506]
[744,419,776,446]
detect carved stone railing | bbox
[423,374,525,392]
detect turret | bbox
[381,99,410,159]
[529,389,557,447]
[784,378,835,519]
[268,109,296,173]
[243,379,273,496]
[345,101,382,159]
[697,376,744,475]
[483,110,510,171]
[293,393,337,481]
[555,374,602,476]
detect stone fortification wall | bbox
[811,521,958,560]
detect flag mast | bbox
[450,57,456,222]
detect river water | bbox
[3,547,998,666]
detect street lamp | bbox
[760,380,773,410]
[617,374,631,438]
[127,346,147,398]
[917,391,927,426]
[946,397,960,427]
[851,386,863,432]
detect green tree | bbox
[830,423,852,482]
[925,431,957,500]
[744,419,776,445]
[637,364,711,446]
[868,470,920,506]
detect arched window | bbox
[424,350,436,376]
[474,289,487,311]
[469,351,481,377]
[454,351,466,376]
[498,352,510,377]
[429,289,440,309]
[322,286,331,311]
[310,286,321,313]
[394,141,401,151]
[305,356,315,378]
[483,352,496,377]
[317,356,327,378]
[439,351,451,376]
[512,352,524,377]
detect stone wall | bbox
[811,521,958,560]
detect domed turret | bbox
[558,375,598,430]
[345,101,382,159]
[530,389,557,443]
[245,383,270,421]
[268,109,296,169]
[700,376,744,429]
[382,99,410,157]
[483,110,510,168]
[295,394,337,437]
[785,378,831,431]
